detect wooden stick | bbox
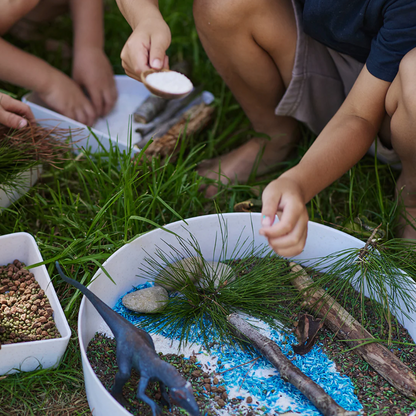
[134,94,167,124]
[290,262,416,400]
[228,313,358,416]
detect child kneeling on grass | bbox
[114,0,416,254]
[0,0,117,127]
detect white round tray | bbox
[77,213,416,415]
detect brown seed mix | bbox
[0,260,60,346]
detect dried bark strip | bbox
[227,313,358,416]
[290,262,416,400]
[144,103,214,159]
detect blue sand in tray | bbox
[113,283,363,416]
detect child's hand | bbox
[120,16,171,80]
[38,71,96,126]
[259,176,309,257]
[0,93,35,129]
[72,47,117,118]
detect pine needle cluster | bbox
[0,123,73,191]
[133,223,416,349]
[135,227,297,348]
[301,238,416,345]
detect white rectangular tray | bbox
[22,75,214,156]
[0,232,71,374]
[22,75,150,155]
[0,167,42,209]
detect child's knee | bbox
[386,48,416,119]
[399,49,416,113]
[193,0,261,34]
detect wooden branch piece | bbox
[134,94,168,124]
[290,262,416,400]
[144,103,214,159]
[227,313,358,416]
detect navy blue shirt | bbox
[299,0,416,82]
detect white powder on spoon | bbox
[145,71,193,94]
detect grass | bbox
[0,0,408,415]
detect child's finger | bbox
[73,107,86,125]
[260,185,282,228]
[0,108,28,129]
[123,68,140,82]
[74,101,96,126]
[267,224,308,257]
[149,35,168,70]
[88,88,104,119]
[261,204,278,227]
[1,96,35,122]
[163,55,170,70]
[81,99,96,126]
[102,83,118,116]
[260,197,306,239]
[120,36,151,79]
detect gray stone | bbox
[196,261,235,290]
[122,285,169,313]
[156,257,235,291]
[155,257,204,291]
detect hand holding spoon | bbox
[141,69,194,100]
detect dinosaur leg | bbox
[137,375,162,416]
[159,382,171,409]
[110,364,131,408]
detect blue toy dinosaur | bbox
[56,262,200,416]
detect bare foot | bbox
[198,135,297,197]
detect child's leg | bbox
[8,0,69,41]
[23,0,69,23]
[193,0,299,189]
[384,48,416,238]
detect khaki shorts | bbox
[277,0,400,166]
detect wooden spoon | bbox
[141,69,193,100]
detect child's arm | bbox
[70,0,117,118]
[0,38,96,125]
[260,65,390,257]
[0,92,35,129]
[115,0,171,80]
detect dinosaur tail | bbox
[55,261,124,337]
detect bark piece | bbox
[228,313,358,416]
[233,199,262,213]
[135,86,204,141]
[293,314,323,355]
[143,103,214,159]
[290,262,416,400]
